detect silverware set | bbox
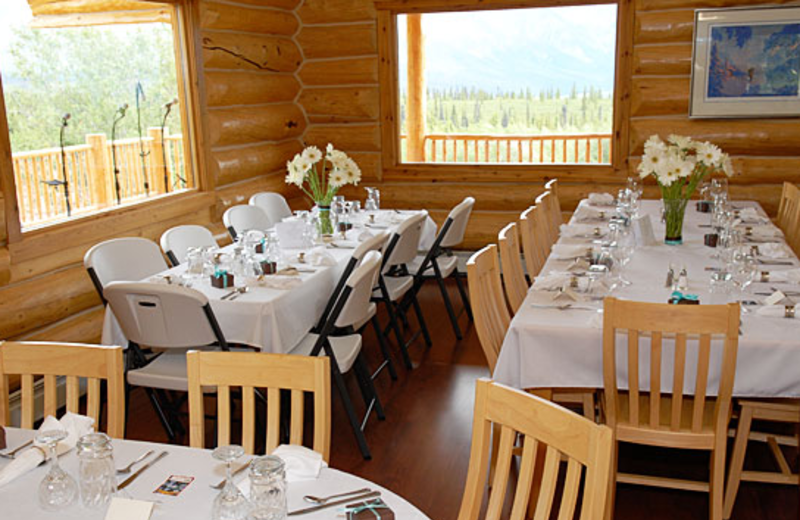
[117,450,168,490]
[0,439,33,459]
[116,449,155,474]
[289,489,380,516]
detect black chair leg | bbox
[371,315,398,380]
[410,292,433,348]
[144,388,177,442]
[454,271,473,321]
[382,297,413,370]
[355,354,385,421]
[330,365,372,460]
[433,267,463,340]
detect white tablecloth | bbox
[0,428,429,519]
[493,199,800,398]
[102,210,437,353]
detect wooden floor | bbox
[125,279,799,520]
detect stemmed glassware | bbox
[37,429,77,510]
[212,445,250,520]
[732,246,757,303]
[609,224,635,286]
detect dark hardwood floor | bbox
[125,279,799,520]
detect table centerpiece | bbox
[286,143,362,236]
[637,134,733,245]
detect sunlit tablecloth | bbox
[493,199,800,397]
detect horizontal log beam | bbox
[298,57,379,86]
[633,44,691,76]
[383,164,622,184]
[299,86,380,123]
[200,1,297,35]
[297,23,377,59]
[635,9,694,45]
[374,0,614,13]
[219,0,301,9]
[214,171,292,220]
[636,0,797,10]
[297,0,377,24]
[208,104,306,148]
[631,76,689,117]
[205,71,300,107]
[304,124,381,152]
[202,32,301,72]
[20,307,105,344]
[213,140,303,187]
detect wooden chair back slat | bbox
[544,178,563,231]
[498,222,529,313]
[534,191,556,248]
[187,351,331,461]
[457,379,613,520]
[649,331,662,428]
[778,183,800,254]
[628,329,640,426]
[519,206,546,278]
[0,342,124,438]
[671,333,687,430]
[467,246,512,372]
[692,334,712,432]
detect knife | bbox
[288,490,381,516]
[117,450,168,490]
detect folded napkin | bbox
[761,268,800,283]
[573,206,610,222]
[559,224,607,239]
[0,413,94,488]
[741,225,783,240]
[735,207,770,224]
[307,247,337,266]
[587,193,615,206]
[533,272,573,291]
[275,218,308,249]
[551,244,595,260]
[756,242,792,259]
[529,289,599,309]
[756,305,798,319]
[272,444,327,482]
[252,275,303,290]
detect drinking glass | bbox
[37,429,77,510]
[609,226,634,286]
[247,456,287,520]
[710,178,728,204]
[186,248,205,279]
[212,445,250,520]
[76,432,116,509]
[732,247,757,299]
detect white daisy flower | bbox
[329,168,346,188]
[302,146,322,164]
[696,142,723,166]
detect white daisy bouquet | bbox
[637,135,733,244]
[285,143,361,206]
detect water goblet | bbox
[212,445,250,520]
[37,429,78,510]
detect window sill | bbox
[383,162,618,183]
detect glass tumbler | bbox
[247,456,287,520]
[77,432,116,508]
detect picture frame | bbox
[689,5,800,119]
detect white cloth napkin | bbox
[272,444,328,482]
[307,247,337,266]
[736,207,770,224]
[573,206,610,222]
[252,276,303,290]
[763,268,800,283]
[529,290,599,309]
[756,305,798,319]
[742,225,783,239]
[587,193,615,206]
[756,243,792,259]
[533,272,572,291]
[551,244,595,260]
[0,413,94,488]
[559,224,607,239]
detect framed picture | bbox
[690,5,800,118]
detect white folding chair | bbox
[104,281,233,441]
[84,237,169,305]
[223,205,271,241]
[409,197,475,340]
[160,225,218,266]
[290,250,386,460]
[249,192,292,226]
[375,212,432,369]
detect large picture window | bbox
[0,0,197,231]
[395,4,618,165]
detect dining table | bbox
[0,427,430,519]
[101,209,437,354]
[493,198,800,398]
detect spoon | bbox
[303,487,372,505]
[229,286,249,300]
[116,449,154,474]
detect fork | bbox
[116,449,154,474]
[0,439,33,459]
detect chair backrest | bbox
[160,225,218,266]
[603,297,740,440]
[440,197,475,248]
[457,378,613,520]
[0,341,125,438]
[334,250,382,329]
[544,178,563,228]
[382,212,427,271]
[519,205,547,278]
[777,182,800,253]
[104,282,227,350]
[497,222,528,313]
[187,351,331,460]
[223,205,271,241]
[466,245,511,372]
[534,191,557,248]
[84,237,168,303]
[249,192,292,226]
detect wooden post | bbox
[149,127,166,194]
[406,14,426,162]
[86,134,110,209]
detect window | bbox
[395,4,618,165]
[0,0,196,230]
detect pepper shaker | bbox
[677,267,689,291]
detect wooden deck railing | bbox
[401,133,613,164]
[12,128,191,228]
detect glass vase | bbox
[663,197,688,245]
[314,204,333,236]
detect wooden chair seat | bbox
[616,392,718,449]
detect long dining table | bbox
[101,209,436,354]
[0,427,429,519]
[493,198,800,398]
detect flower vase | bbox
[663,198,687,245]
[315,204,333,236]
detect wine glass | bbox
[212,445,250,520]
[610,226,634,286]
[37,429,78,510]
[732,246,757,304]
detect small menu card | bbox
[631,214,657,246]
[104,497,154,520]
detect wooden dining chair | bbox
[457,378,613,520]
[519,205,548,279]
[187,351,331,461]
[0,341,125,438]
[534,191,558,252]
[602,297,740,520]
[497,222,529,313]
[466,245,510,372]
[776,182,800,254]
[544,178,563,230]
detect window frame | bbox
[0,0,210,244]
[375,0,633,184]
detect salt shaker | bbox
[76,433,116,509]
[248,455,287,520]
[677,267,689,291]
[665,266,675,289]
